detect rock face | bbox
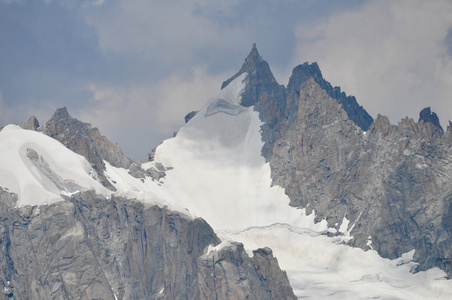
[222,45,452,277]
[184,111,198,123]
[0,189,295,299]
[419,106,442,129]
[18,116,40,131]
[286,62,373,132]
[198,243,296,299]
[41,108,132,189]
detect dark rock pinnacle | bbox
[419,107,443,131]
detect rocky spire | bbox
[221,44,275,90]
[42,107,133,190]
[239,43,263,73]
[221,43,280,107]
[419,107,443,131]
[287,61,373,131]
[19,115,40,131]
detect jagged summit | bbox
[287,62,324,93]
[52,106,71,119]
[220,44,373,132]
[419,107,443,131]
[221,44,278,101]
[287,62,373,131]
[240,43,264,73]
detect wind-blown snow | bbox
[0,125,109,207]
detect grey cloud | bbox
[294,0,452,127]
[75,68,226,158]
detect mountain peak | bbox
[221,43,274,91]
[221,44,279,108]
[287,62,373,131]
[52,107,71,120]
[419,107,443,131]
[242,43,263,71]
[19,115,40,131]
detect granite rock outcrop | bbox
[40,108,152,190]
[198,243,296,299]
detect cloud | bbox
[0,0,24,3]
[0,89,55,127]
[86,0,103,6]
[294,0,452,127]
[83,0,248,79]
[76,67,225,158]
[151,67,226,133]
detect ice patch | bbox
[396,250,416,267]
[338,214,350,234]
[148,73,328,231]
[336,212,361,243]
[103,161,193,218]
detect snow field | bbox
[223,224,450,300]
[0,125,109,207]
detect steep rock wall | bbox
[0,190,295,299]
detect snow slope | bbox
[147,75,328,231]
[137,73,450,299]
[0,125,109,207]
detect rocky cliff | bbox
[40,107,132,190]
[198,243,295,300]
[0,189,295,299]
[222,45,452,277]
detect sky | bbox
[1,0,451,158]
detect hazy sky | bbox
[1,0,452,158]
